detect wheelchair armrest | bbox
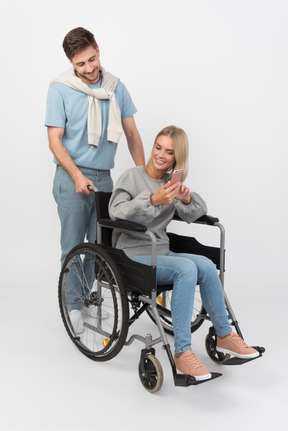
[98,218,147,233]
[194,215,219,225]
[173,213,219,226]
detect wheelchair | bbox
[58,189,264,393]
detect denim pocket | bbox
[53,166,75,201]
[52,166,62,201]
[96,170,113,192]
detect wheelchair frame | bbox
[58,189,264,393]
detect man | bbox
[45,27,144,331]
[46,27,144,260]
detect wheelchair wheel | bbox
[138,354,163,393]
[146,286,207,335]
[205,330,230,364]
[59,243,129,361]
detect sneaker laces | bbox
[182,352,204,370]
[229,332,249,348]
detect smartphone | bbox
[169,169,183,184]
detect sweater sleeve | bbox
[109,170,161,225]
[174,192,207,223]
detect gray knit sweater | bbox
[108,166,207,258]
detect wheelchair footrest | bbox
[222,346,264,365]
[174,372,222,387]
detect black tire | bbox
[205,332,230,364]
[146,286,207,335]
[59,243,129,361]
[138,354,164,393]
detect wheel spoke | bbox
[147,286,207,335]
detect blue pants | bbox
[53,165,113,310]
[53,165,113,265]
[132,252,232,353]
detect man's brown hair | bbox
[62,27,98,60]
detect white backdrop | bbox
[1,0,287,293]
[0,1,287,430]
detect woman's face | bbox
[151,135,176,174]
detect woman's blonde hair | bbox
[147,126,189,182]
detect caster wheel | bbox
[205,332,230,364]
[138,354,164,393]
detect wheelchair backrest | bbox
[95,191,113,247]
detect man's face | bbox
[70,45,101,85]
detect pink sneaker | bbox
[217,332,259,359]
[174,351,211,381]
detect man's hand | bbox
[74,173,94,194]
[47,127,94,195]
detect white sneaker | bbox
[101,309,109,319]
[69,309,84,335]
[84,306,109,320]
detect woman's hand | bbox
[175,184,192,204]
[150,182,181,206]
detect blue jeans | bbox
[132,252,231,353]
[53,165,113,310]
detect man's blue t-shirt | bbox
[45,76,137,169]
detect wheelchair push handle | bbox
[87,185,99,192]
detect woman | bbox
[109,126,259,380]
